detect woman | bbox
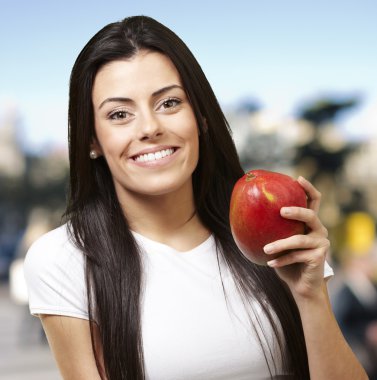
[24,16,367,380]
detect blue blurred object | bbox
[0,233,20,281]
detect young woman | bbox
[24,16,367,380]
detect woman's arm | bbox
[296,281,367,380]
[40,315,107,380]
[264,176,368,380]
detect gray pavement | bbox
[0,283,60,379]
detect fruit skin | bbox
[229,169,307,266]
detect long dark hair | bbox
[66,16,309,379]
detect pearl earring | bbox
[89,150,98,159]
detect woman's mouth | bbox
[132,148,177,163]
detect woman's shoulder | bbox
[24,223,83,275]
[24,223,89,320]
[27,223,79,255]
[28,223,72,250]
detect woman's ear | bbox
[89,139,103,159]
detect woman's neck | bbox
[116,182,210,251]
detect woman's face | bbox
[91,51,199,202]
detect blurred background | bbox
[1,0,376,378]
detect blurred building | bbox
[0,106,68,280]
[0,108,26,178]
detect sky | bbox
[0,0,376,153]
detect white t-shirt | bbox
[24,224,334,380]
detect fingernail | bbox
[264,244,275,254]
[267,259,277,267]
[281,207,291,215]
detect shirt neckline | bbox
[131,230,215,256]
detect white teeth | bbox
[134,148,175,162]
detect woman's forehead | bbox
[92,51,183,102]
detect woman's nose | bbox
[137,112,163,141]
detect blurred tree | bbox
[299,98,358,125]
[292,96,375,258]
[294,97,360,180]
[236,97,262,114]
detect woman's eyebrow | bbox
[98,84,184,110]
[151,84,184,98]
[98,96,132,109]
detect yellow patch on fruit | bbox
[262,184,275,202]
[245,172,256,182]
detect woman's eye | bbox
[161,98,181,109]
[109,110,129,120]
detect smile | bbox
[133,148,176,163]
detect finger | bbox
[280,207,328,236]
[297,176,321,213]
[264,234,329,255]
[266,247,326,269]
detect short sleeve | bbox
[23,225,89,320]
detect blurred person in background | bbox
[332,211,377,379]
[23,16,367,380]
